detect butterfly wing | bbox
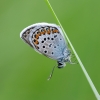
[20,23,43,54]
[20,25,35,48]
[20,23,68,60]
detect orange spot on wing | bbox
[52,29,59,33]
[34,39,39,45]
[47,29,51,34]
[38,32,41,36]
[35,34,39,39]
[55,29,59,33]
[41,29,46,35]
[43,29,46,34]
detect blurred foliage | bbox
[0,0,100,100]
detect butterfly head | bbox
[57,48,71,68]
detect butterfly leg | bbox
[68,55,78,64]
[47,65,56,80]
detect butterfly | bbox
[20,22,74,80]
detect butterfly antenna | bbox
[47,65,56,81]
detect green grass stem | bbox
[46,0,100,99]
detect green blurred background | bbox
[0,0,100,100]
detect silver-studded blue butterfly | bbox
[20,22,74,80]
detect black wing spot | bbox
[43,46,45,48]
[54,46,56,48]
[52,52,54,54]
[34,35,36,38]
[31,35,33,38]
[47,37,50,40]
[51,28,53,31]
[60,38,62,40]
[51,38,54,40]
[44,38,46,41]
[49,44,52,47]
[33,32,35,34]
[44,51,47,53]
[54,35,57,38]
[34,39,36,42]
[41,41,44,43]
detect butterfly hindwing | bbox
[20,23,67,60]
[20,26,35,48]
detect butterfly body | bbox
[20,22,71,68]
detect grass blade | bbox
[45,0,100,99]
